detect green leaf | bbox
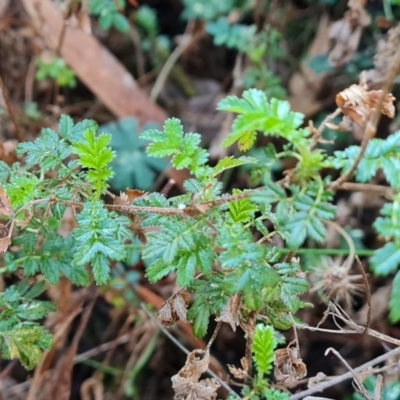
[0,324,53,369]
[213,156,257,175]
[228,190,259,223]
[72,128,115,197]
[370,242,400,276]
[218,89,304,151]
[72,201,133,284]
[17,128,70,172]
[145,259,174,283]
[390,270,400,323]
[140,118,209,177]
[252,324,277,376]
[188,302,211,338]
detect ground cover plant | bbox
[1,0,400,399]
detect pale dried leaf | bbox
[328,0,371,67]
[215,294,241,331]
[172,349,219,400]
[0,184,13,217]
[308,372,328,388]
[173,293,189,323]
[228,364,247,380]
[172,378,219,400]
[158,300,175,327]
[0,235,11,253]
[158,293,190,327]
[15,208,33,229]
[366,23,400,85]
[274,341,307,388]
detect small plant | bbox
[0,75,398,398]
[36,57,77,88]
[88,0,130,33]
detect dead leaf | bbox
[328,0,371,67]
[0,232,11,253]
[336,77,396,126]
[365,23,400,86]
[114,189,146,205]
[171,349,220,400]
[0,184,13,217]
[274,341,307,388]
[15,208,32,229]
[215,293,241,331]
[227,358,249,381]
[158,293,190,327]
[0,139,17,165]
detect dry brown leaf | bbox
[15,208,33,229]
[0,234,11,253]
[114,189,146,205]
[171,349,220,400]
[336,77,396,127]
[215,293,241,331]
[274,341,307,388]
[158,293,190,327]
[365,23,400,86]
[0,184,13,217]
[228,360,248,381]
[328,0,371,67]
[0,139,17,165]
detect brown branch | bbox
[335,182,395,199]
[0,73,24,142]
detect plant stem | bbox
[277,248,375,257]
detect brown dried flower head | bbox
[274,341,307,388]
[311,257,364,306]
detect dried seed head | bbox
[310,257,364,306]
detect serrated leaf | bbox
[145,259,174,283]
[72,128,115,196]
[17,128,70,172]
[253,324,277,376]
[213,156,257,175]
[370,242,400,276]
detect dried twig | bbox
[150,21,195,102]
[355,255,371,333]
[0,73,24,142]
[325,347,372,400]
[290,346,400,400]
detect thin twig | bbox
[325,347,372,400]
[335,182,394,200]
[150,21,195,102]
[0,73,24,142]
[355,255,371,333]
[323,219,355,270]
[290,346,400,400]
